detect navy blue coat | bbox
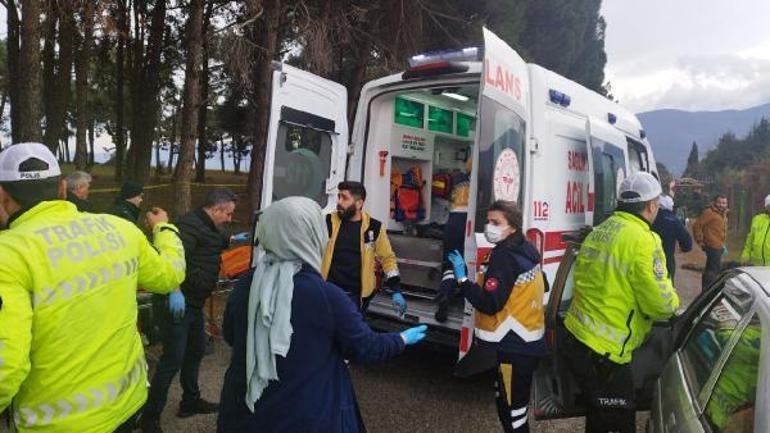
[652,208,693,277]
[217,266,405,433]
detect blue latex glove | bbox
[722,246,728,256]
[447,250,467,280]
[392,292,407,317]
[231,232,250,243]
[169,291,185,320]
[400,324,428,346]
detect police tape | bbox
[89,182,246,194]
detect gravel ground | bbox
[143,248,705,433]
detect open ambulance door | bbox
[584,116,628,226]
[251,63,348,263]
[455,27,531,377]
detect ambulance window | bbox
[475,96,525,232]
[595,151,618,222]
[272,122,333,206]
[627,138,649,174]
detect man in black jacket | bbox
[107,181,144,224]
[142,189,237,433]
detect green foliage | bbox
[702,118,770,176]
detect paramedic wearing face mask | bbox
[563,172,680,433]
[447,200,547,433]
[321,181,406,315]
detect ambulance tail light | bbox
[526,228,545,266]
[548,89,571,107]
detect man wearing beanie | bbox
[108,181,145,224]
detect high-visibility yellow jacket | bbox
[0,201,185,433]
[741,213,770,265]
[321,211,398,299]
[564,211,680,364]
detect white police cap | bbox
[0,142,61,182]
[617,172,662,203]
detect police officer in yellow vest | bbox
[740,194,770,266]
[563,171,680,433]
[447,200,546,433]
[0,142,186,433]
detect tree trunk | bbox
[174,0,204,216]
[247,0,281,215]
[74,1,93,170]
[155,140,162,175]
[219,135,225,172]
[194,1,213,183]
[88,119,95,168]
[7,0,21,144]
[114,0,128,181]
[18,0,43,142]
[42,2,75,153]
[127,0,167,184]
[42,0,56,125]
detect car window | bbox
[704,313,761,433]
[679,277,754,398]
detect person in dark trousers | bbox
[693,194,728,290]
[107,181,145,224]
[216,197,426,433]
[447,200,547,433]
[321,181,406,315]
[64,170,92,212]
[652,195,693,279]
[141,189,238,433]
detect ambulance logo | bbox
[493,148,520,201]
[484,277,499,292]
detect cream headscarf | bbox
[245,197,328,410]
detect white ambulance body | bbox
[255,28,657,356]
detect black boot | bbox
[178,398,219,418]
[139,413,163,433]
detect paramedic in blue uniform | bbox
[447,200,547,433]
[435,157,472,322]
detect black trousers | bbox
[144,301,207,416]
[113,410,141,432]
[702,246,722,291]
[495,352,540,433]
[563,332,635,433]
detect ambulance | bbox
[254,28,658,359]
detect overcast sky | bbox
[601,0,770,113]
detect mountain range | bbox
[638,103,770,175]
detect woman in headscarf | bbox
[217,197,427,433]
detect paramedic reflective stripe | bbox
[384,269,399,279]
[511,406,528,429]
[14,356,146,428]
[32,258,140,308]
[475,315,544,343]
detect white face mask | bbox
[484,224,509,244]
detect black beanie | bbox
[118,181,144,200]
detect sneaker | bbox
[177,398,219,418]
[139,414,163,433]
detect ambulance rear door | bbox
[455,27,531,374]
[584,116,628,226]
[259,63,349,212]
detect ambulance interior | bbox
[364,84,479,305]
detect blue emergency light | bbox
[548,89,571,107]
[608,113,617,124]
[640,129,647,139]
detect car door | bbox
[652,271,763,433]
[532,237,677,420]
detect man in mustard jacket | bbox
[0,142,186,433]
[740,194,770,266]
[322,181,406,315]
[563,172,680,433]
[693,194,728,290]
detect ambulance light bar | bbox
[548,89,571,107]
[408,47,480,68]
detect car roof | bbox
[737,267,770,298]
